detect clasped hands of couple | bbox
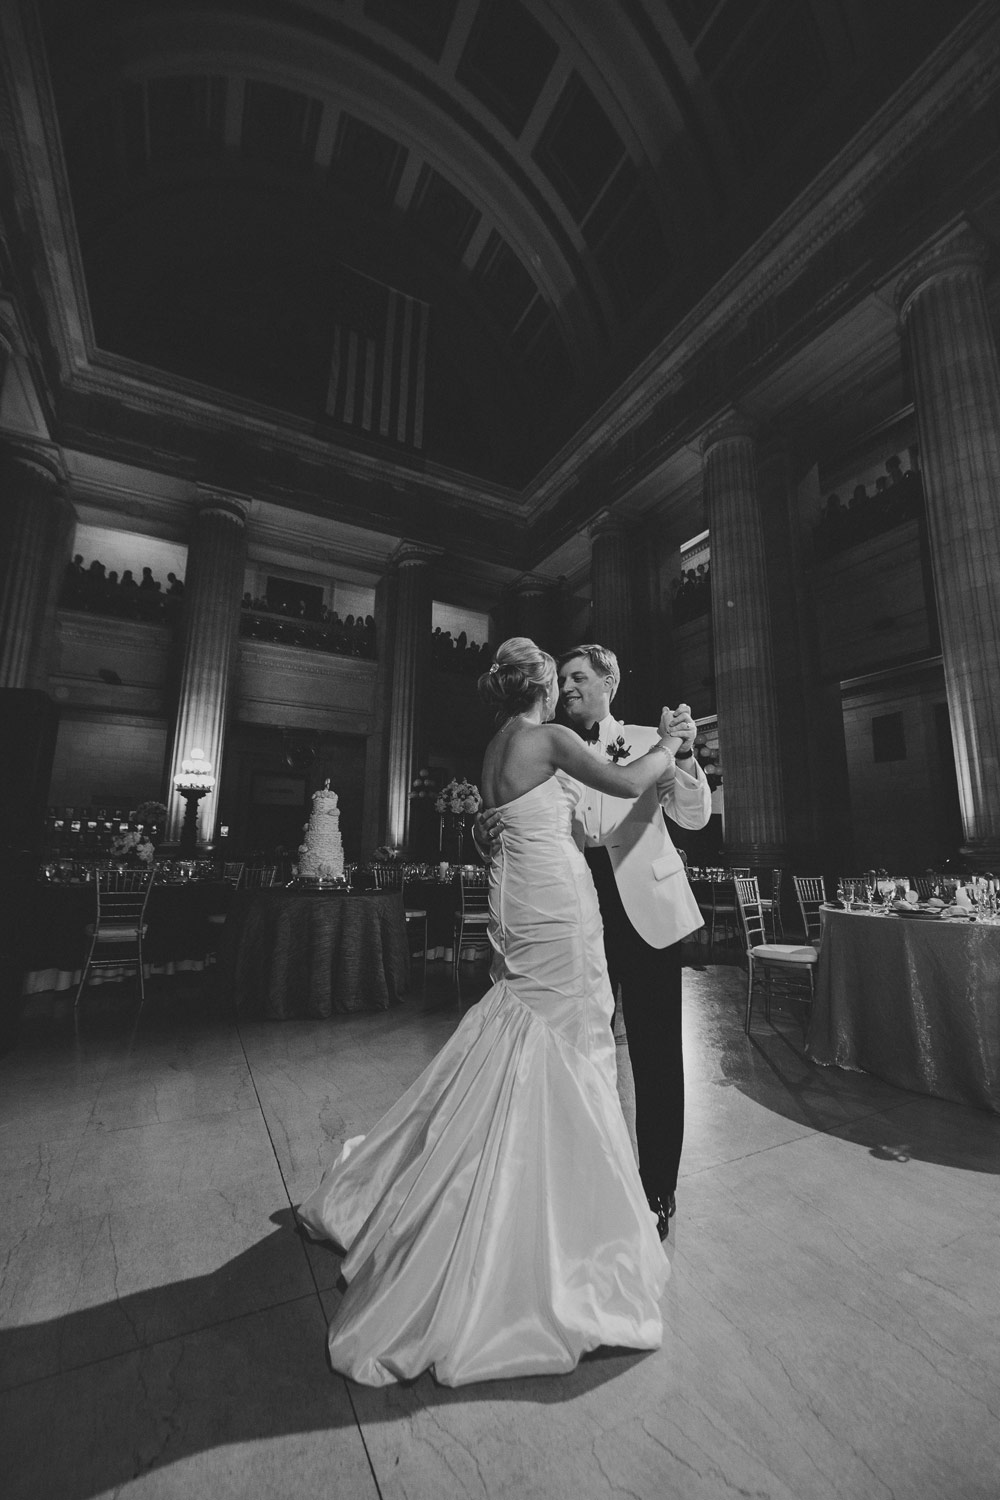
[478,701,698,844]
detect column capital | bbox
[0,440,66,490]
[193,485,250,526]
[588,508,626,543]
[509,572,555,598]
[701,410,757,457]
[894,220,990,323]
[389,541,442,570]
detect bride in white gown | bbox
[298,636,684,1387]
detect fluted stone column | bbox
[646,528,682,711]
[896,224,1000,864]
[702,414,787,861]
[165,492,248,845]
[384,545,434,849]
[552,575,575,655]
[0,444,71,689]
[589,510,635,716]
[505,574,553,651]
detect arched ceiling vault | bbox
[13,0,988,505]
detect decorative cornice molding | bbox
[63,472,192,535]
[48,704,170,730]
[246,518,394,577]
[69,353,525,515]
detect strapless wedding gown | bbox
[298,773,668,1387]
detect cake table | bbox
[221,887,410,1018]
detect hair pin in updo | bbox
[488,661,500,674]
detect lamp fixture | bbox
[173,748,217,853]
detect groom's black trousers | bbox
[585,846,684,1198]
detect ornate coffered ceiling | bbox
[2,0,997,586]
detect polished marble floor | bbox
[2,954,999,1500]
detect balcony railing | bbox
[239,608,376,658]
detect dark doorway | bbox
[246,772,308,855]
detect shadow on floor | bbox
[1,1207,658,1500]
[703,969,1000,1175]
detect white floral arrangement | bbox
[434,778,482,815]
[111,829,155,864]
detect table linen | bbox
[806,907,1000,1112]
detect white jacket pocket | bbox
[651,849,685,882]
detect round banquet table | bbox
[805,906,1000,1113]
[220,888,411,1018]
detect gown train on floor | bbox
[298,774,668,1387]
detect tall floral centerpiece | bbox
[111,800,166,866]
[134,800,167,841]
[435,778,482,864]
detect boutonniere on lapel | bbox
[606,735,631,763]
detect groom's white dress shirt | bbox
[573,713,711,948]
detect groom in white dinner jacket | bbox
[557,644,711,1237]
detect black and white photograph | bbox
[1,2,998,1496]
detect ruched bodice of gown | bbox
[487,773,616,1082]
[298,773,668,1387]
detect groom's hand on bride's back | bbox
[475,808,503,854]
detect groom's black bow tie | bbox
[576,721,601,743]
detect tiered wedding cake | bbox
[298,780,345,882]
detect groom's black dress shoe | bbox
[647,1192,676,1241]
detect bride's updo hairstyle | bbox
[478,636,556,724]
